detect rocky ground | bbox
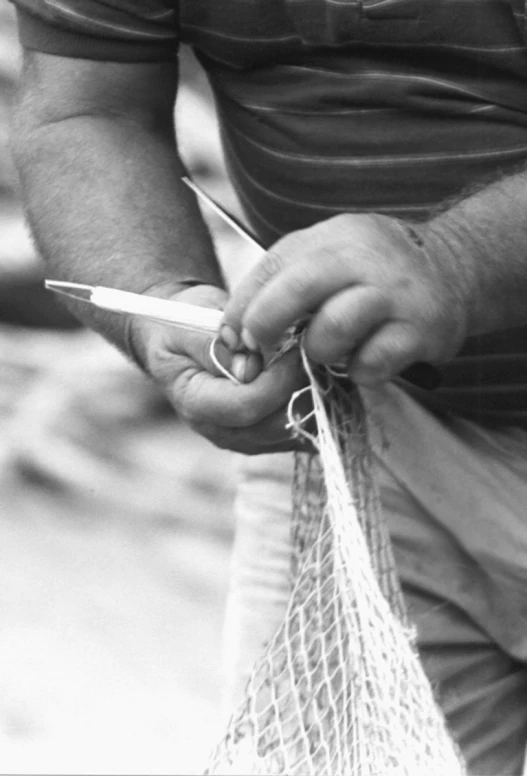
[0,327,238,775]
[0,5,259,773]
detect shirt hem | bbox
[15,8,178,63]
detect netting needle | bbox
[44,279,223,334]
[182,176,264,254]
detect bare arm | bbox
[425,171,527,339]
[11,51,223,352]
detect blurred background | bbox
[0,3,260,773]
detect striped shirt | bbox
[11,0,527,425]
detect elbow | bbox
[10,100,28,169]
[9,92,43,178]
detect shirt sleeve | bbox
[9,1,179,62]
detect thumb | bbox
[171,286,264,383]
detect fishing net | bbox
[207,349,466,776]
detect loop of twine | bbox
[209,336,241,385]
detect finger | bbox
[225,252,363,349]
[174,347,306,428]
[348,323,425,386]
[192,398,315,455]
[242,258,368,350]
[303,286,391,365]
[222,250,286,335]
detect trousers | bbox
[223,382,527,775]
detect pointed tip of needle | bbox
[44,279,94,301]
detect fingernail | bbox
[232,353,248,383]
[244,352,263,382]
[241,327,259,352]
[231,352,263,383]
[219,324,239,351]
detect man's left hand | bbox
[223,213,471,387]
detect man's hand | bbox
[223,213,472,387]
[130,283,308,454]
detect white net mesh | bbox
[207,352,466,776]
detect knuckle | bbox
[272,229,306,255]
[260,249,285,281]
[243,306,269,339]
[319,305,350,341]
[305,306,355,364]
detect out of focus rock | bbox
[0,15,243,775]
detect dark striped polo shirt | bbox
[11,0,527,426]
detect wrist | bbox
[423,207,505,338]
[410,217,478,342]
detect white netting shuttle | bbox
[207,351,466,776]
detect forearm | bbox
[12,110,223,354]
[421,168,527,338]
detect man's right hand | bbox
[130,283,308,455]
[12,49,310,455]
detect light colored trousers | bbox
[223,383,527,776]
